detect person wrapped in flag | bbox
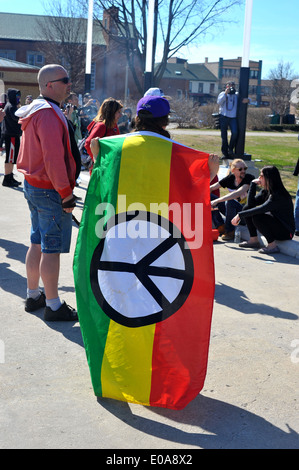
[74,95,219,410]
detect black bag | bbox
[78,122,107,170]
[78,137,93,170]
[66,120,81,179]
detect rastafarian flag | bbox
[73,131,215,410]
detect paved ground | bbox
[0,161,298,450]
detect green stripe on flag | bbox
[73,135,126,395]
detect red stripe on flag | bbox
[150,144,215,409]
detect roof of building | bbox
[0,12,106,45]
[0,56,40,70]
[158,62,218,81]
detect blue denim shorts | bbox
[24,180,72,253]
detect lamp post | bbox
[144,0,155,93]
[85,0,94,94]
[235,0,253,160]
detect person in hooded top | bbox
[2,88,22,187]
[16,64,78,322]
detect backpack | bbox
[78,122,107,170]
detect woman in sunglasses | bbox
[231,165,295,254]
[210,158,255,240]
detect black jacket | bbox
[239,181,295,236]
[2,88,22,137]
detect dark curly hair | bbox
[133,112,170,138]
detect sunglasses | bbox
[46,77,70,86]
[237,166,247,171]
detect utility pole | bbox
[236,0,253,160]
[85,0,94,94]
[144,0,155,93]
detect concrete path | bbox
[0,162,298,450]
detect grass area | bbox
[170,131,299,198]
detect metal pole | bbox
[236,0,253,160]
[144,0,155,93]
[124,64,129,105]
[85,0,94,94]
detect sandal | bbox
[239,241,260,248]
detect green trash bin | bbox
[270,114,280,124]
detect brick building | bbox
[0,57,40,102]
[0,10,141,103]
[157,58,219,104]
[204,57,264,106]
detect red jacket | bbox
[16,99,76,200]
[84,120,120,159]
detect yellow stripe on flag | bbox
[101,134,173,404]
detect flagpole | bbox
[236,0,253,160]
[144,0,155,93]
[85,0,94,94]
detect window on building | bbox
[223,68,238,77]
[260,86,271,96]
[198,83,203,93]
[210,83,215,94]
[177,89,183,99]
[249,85,257,94]
[250,70,259,79]
[0,49,16,61]
[27,51,45,67]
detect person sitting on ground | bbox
[84,97,123,171]
[210,158,254,240]
[231,165,295,254]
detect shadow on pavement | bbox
[98,394,298,449]
[214,282,298,320]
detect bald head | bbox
[38,64,71,102]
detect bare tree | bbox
[37,0,88,91]
[77,0,243,95]
[268,60,297,124]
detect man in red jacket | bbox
[17,64,78,321]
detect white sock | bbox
[27,288,41,300]
[46,297,62,311]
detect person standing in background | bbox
[217,81,249,159]
[2,88,22,187]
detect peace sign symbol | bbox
[90,211,194,327]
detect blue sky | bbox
[1,0,298,79]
